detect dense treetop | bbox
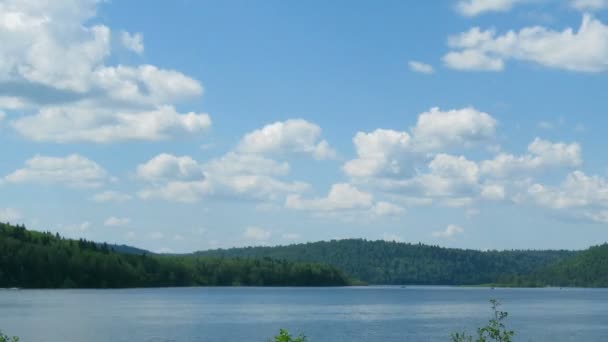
[0,223,350,288]
[195,239,580,286]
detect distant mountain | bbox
[0,223,351,288]
[195,239,580,286]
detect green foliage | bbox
[0,223,351,288]
[451,300,514,342]
[532,243,608,287]
[196,239,577,285]
[0,330,19,342]
[269,329,306,342]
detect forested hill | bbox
[195,239,579,285]
[530,243,608,287]
[0,223,351,288]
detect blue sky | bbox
[1,0,608,252]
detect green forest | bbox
[195,239,607,287]
[0,223,351,288]
[2,221,607,288]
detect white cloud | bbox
[343,129,413,178]
[480,183,506,200]
[444,15,608,72]
[0,208,23,222]
[441,197,474,208]
[0,0,209,142]
[243,226,272,242]
[138,180,209,203]
[528,171,608,210]
[393,154,480,198]
[120,31,143,54]
[138,152,307,203]
[12,105,211,143]
[526,171,608,223]
[237,119,336,160]
[343,107,497,179]
[204,152,290,177]
[136,154,203,182]
[432,224,465,238]
[372,201,405,216]
[456,0,528,17]
[408,60,434,74]
[412,107,497,151]
[91,191,132,203]
[481,138,582,178]
[104,216,130,227]
[571,0,608,10]
[4,154,108,188]
[443,49,505,71]
[0,110,5,122]
[286,183,373,211]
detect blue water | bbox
[1,286,607,341]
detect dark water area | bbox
[1,286,607,341]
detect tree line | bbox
[196,239,583,286]
[0,223,351,288]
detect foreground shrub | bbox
[269,328,306,342]
[451,299,514,342]
[0,331,18,342]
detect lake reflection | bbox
[1,286,607,341]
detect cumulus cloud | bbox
[390,154,480,198]
[412,107,498,150]
[527,171,608,210]
[408,60,434,74]
[527,171,608,223]
[480,183,506,200]
[456,0,528,16]
[136,154,204,182]
[12,105,210,143]
[571,0,608,10]
[285,183,403,217]
[237,119,336,160]
[104,216,130,227]
[343,129,413,178]
[372,201,405,216]
[0,0,210,142]
[481,138,582,178]
[343,107,497,179]
[120,31,143,54]
[4,154,108,188]
[432,224,465,238]
[286,183,373,211]
[444,15,608,72]
[137,152,307,203]
[443,49,505,71]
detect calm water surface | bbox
[1,286,607,341]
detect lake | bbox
[1,286,607,341]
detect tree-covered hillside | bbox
[0,223,350,288]
[529,243,608,287]
[195,239,578,285]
